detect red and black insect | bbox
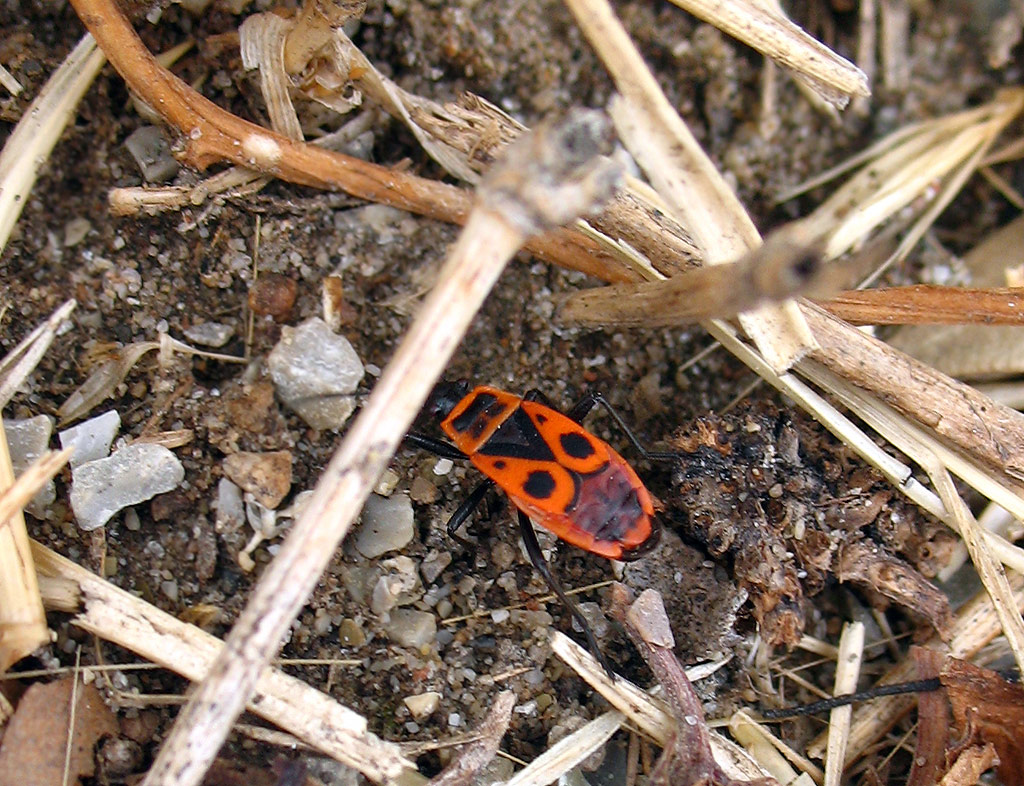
[407,381,668,675]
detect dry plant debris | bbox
[0,675,119,786]
[669,400,954,645]
[3,0,1024,785]
[611,584,777,786]
[940,657,1024,785]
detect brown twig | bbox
[609,585,777,786]
[801,301,1024,483]
[559,229,824,327]
[819,285,1024,326]
[427,691,515,786]
[69,0,635,283]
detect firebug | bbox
[407,381,668,675]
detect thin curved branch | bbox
[69,0,635,282]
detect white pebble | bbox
[353,493,414,559]
[403,691,441,720]
[183,322,234,348]
[59,409,120,467]
[214,477,245,534]
[70,443,184,531]
[5,415,55,517]
[268,317,364,430]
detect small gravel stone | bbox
[403,691,441,721]
[491,541,516,572]
[373,467,400,497]
[353,493,414,558]
[338,618,365,647]
[59,410,120,467]
[70,443,185,531]
[124,125,180,182]
[419,549,452,584]
[97,736,143,778]
[160,579,178,602]
[421,583,450,608]
[5,414,55,517]
[383,608,436,648]
[408,475,438,504]
[214,477,245,534]
[490,608,511,624]
[370,555,420,614]
[573,602,610,640]
[123,509,141,531]
[222,450,292,509]
[63,216,91,247]
[248,273,298,321]
[183,322,234,348]
[268,317,364,430]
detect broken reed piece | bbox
[663,0,869,108]
[822,621,864,786]
[0,300,77,673]
[139,111,623,786]
[28,540,411,781]
[819,284,1024,326]
[0,448,72,527]
[559,230,827,327]
[281,0,366,75]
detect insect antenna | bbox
[758,677,942,719]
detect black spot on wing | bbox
[523,470,556,499]
[493,459,507,470]
[560,431,595,459]
[477,407,556,461]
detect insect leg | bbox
[446,479,494,540]
[567,392,677,462]
[404,432,467,460]
[517,510,616,679]
[522,388,556,407]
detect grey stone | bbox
[5,414,55,517]
[59,409,120,467]
[352,493,413,559]
[70,443,185,530]
[268,317,363,430]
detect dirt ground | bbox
[0,0,1020,783]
